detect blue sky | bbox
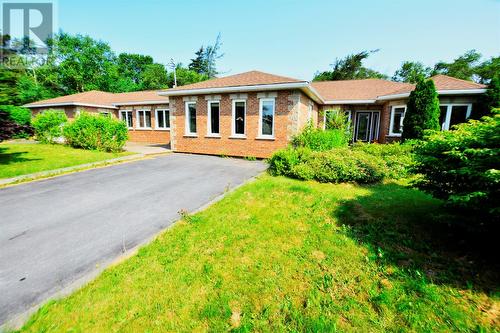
[58,0,500,80]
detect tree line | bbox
[0,32,224,106]
[313,49,499,84]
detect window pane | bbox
[127,111,133,128]
[210,103,219,134]
[157,110,164,128]
[235,101,245,135]
[138,111,144,128]
[165,111,170,128]
[261,100,274,136]
[356,113,370,141]
[188,104,197,133]
[145,111,151,127]
[439,105,448,129]
[392,108,405,134]
[449,105,469,128]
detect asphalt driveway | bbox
[0,153,266,325]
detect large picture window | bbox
[120,110,133,128]
[389,105,406,136]
[185,102,197,135]
[259,98,275,137]
[155,109,170,129]
[232,100,246,136]
[439,104,472,130]
[207,101,220,135]
[136,110,151,129]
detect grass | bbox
[16,175,499,332]
[0,143,133,179]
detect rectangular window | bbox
[232,100,246,136]
[100,112,110,118]
[259,98,275,137]
[207,101,220,135]
[120,110,133,128]
[389,106,406,136]
[185,102,197,135]
[136,110,151,129]
[155,109,170,129]
[440,104,472,130]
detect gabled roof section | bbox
[311,79,413,103]
[164,70,306,92]
[24,90,169,109]
[430,74,487,90]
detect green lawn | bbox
[0,143,133,179]
[17,175,499,332]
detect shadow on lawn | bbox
[333,181,499,293]
[0,147,40,165]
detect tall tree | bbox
[313,50,388,81]
[140,63,168,90]
[167,64,208,87]
[402,78,441,141]
[432,50,482,81]
[392,61,431,83]
[188,47,207,74]
[117,53,154,85]
[187,34,224,78]
[475,56,500,84]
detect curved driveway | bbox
[0,153,266,325]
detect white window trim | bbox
[136,109,152,129]
[185,101,197,136]
[257,98,275,139]
[440,103,472,131]
[206,100,221,137]
[231,99,246,138]
[119,109,133,129]
[389,105,406,137]
[155,108,170,130]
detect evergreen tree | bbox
[402,78,440,141]
[188,47,207,74]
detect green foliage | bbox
[167,65,209,87]
[432,50,481,81]
[392,61,431,83]
[0,110,34,141]
[413,112,500,217]
[402,78,440,141]
[63,112,128,152]
[16,75,57,105]
[313,50,388,81]
[292,122,349,152]
[477,75,500,118]
[268,147,385,184]
[188,33,224,78]
[0,105,31,125]
[32,110,68,143]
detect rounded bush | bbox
[63,112,128,152]
[32,110,68,143]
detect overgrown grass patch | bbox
[17,176,499,332]
[0,143,133,179]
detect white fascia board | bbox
[24,102,117,109]
[323,99,377,105]
[377,88,487,101]
[158,82,310,96]
[113,100,169,106]
[303,85,325,104]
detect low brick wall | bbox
[127,130,170,144]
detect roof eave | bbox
[323,99,377,105]
[113,100,169,106]
[24,102,118,109]
[377,88,487,101]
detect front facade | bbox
[25,71,486,158]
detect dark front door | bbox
[354,111,380,142]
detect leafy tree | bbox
[476,75,500,118]
[432,50,481,81]
[313,50,388,81]
[187,34,224,78]
[402,78,440,141]
[167,65,208,87]
[140,63,168,90]
[117,53,154,86]
[392,61,431,83]
[475,56,500,84]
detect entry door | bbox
[355,111,380,142]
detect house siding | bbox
[119,105,170,144]
[170,90,304,158]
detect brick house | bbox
[25,71,487,158]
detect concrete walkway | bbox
[0,153,266,327]
[124,142,171,155]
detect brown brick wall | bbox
[170,90,304,158]
[119,105,170,144]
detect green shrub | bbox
[352,142,415,179]
[63,112,128,152]
[413,111,500,217]
[0,105,33,138]
[292,123,349,151]
[32,110,68,143]
[268,147,385,184]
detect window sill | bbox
[135,128,153,131]
[387,134,402,137]
[183,134,198,138]
[256,136,275,141]
[205,134,221,138]
[154,128,171,131]
[229,135,247,139]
